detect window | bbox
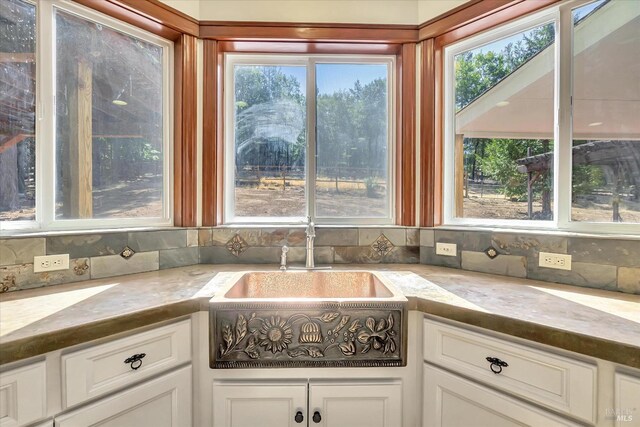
[225,54,394,224]
[0,0,172,231]
[444,0,640,232]
[570,1,640,224]
[0,0,36,223]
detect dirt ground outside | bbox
[234,177,388,218]
[462,187,640,223]
[0,175,162,222]
[3,175,639,224]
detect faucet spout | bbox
[280,245,289,271]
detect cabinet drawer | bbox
[423,319,596,423]
[56,365,191,427]
[62,319,191,408]
[0,361,46,427]
[423,364,580,427]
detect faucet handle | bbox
[280,245,289,271]
[305,217,315,237]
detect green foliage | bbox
[232,64,388,184]
[479,139,551,200]
[233,66,307,170]
[234,66,305,111]
[364,177,378,198]
[316,78,387,177]
[455,23,558,203]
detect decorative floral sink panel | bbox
[209,271,407,369]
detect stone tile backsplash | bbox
[1,227,638,294]
[0,227,419,292]
[420,228,640,294]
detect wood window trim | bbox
[73,0,199,41]
[200,21,418,44]
[174,34,198,226]
[202,40,223,226]
[419,0,562,226]
[72,0,567,228]
[397,43,417,226]
[202,41,416,226]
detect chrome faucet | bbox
[305,216,316,269]
[287,217,330,270]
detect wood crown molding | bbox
[73,0,198,40]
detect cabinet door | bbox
[615,372,640,427]
[55,366,191,427]
[212,380,307,427]
[0,361,46,427]
[423,364,579,427]
[308,380,402,427]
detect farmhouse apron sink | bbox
[209,271,407,369]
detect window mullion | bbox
[306,57,317,221]
[38,0,55,229]
[556,4,573,230]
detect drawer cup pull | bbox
[124,353,146,370]
[486,356,508,374]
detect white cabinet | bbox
[309,380,402,427]
[422,317,604,427]
[423,364,579,427]
[423,319,596,423]
[62,319,191,407]
[0,361,46,427]
[212,379,403,427]
[212,380,307,427]
[55,365,192,427]
[614,372,640,427]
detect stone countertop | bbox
[1,264,638,368]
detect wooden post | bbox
[69,59,93,218]
[455,134,464,217]
[612,166,621,222]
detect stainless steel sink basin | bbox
[210,270,407,369]
[224,271,395,299]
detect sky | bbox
[461,0,605,58]
[279,63,387,95]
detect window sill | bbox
[431,224,640,241]
[0,226,185,239]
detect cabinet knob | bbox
[294,411,304,423]
[313,411,322,423]
[124,353,146,370]
[486,356,508,374]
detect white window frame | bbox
[224,53,396,225]
[1,0,173,233]
[443,0,640,234]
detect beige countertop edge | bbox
[411,298,640,369]
[1,294,638,369]
[0,300,201,366]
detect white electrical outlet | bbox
[34,254,69,272]
[539,252,572,271]
[436,242,457,257]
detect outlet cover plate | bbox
[538,252,572,271]
[34,254,70,272]
[436,242,457,257]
